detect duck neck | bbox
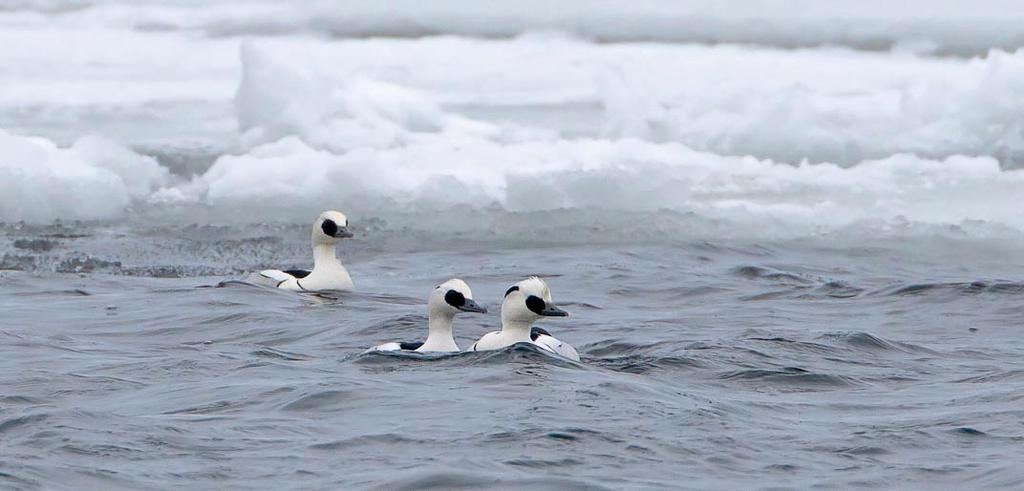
[421,312,458,351]
[500,316,535,342]
[311,242,343,273]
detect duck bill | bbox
[541,304,568,317]
[457,298,488,314]
[333,227,354,238]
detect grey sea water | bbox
[2,222,1023,489]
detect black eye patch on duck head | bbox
[445,290,466,308]
[525,295,546,315]
[321,219,338,237]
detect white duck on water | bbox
[469,276,579,361]
[253,210,354,291]
[372,279,487,353]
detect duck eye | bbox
[525,295,546,315]
[445,290,466,307]
[321,219,338,236]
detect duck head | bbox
[312,210,353,246]
[501,276,568,324]
[430,278,487,317]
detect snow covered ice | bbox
[2,8,1023,236]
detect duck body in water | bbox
[250,210,354,291]
[371,279,487,353]
[469,276,579,361]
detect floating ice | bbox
[236,43,501,153]
[600,46,1024,165]
[184,132,1024,232]
[233,38,1024,166]
[2,10,1024,239]
[166,43,1024,234]
[16,0,1024,56]
[0,129,169,222]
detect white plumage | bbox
[469,276,580,361]
[370,279,487,353]
[248,210,354,292]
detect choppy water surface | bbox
[2,225,1023,489]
